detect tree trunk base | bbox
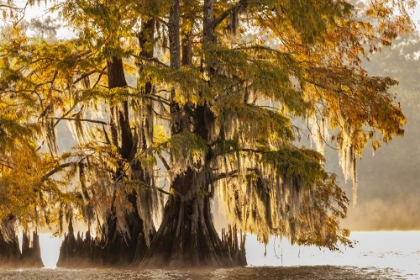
[0,226,43,268]
[20,230,44,267]
[57,217,147,268]
[141,196,246,269]
[0,233,21,267]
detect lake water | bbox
[0,231,418,279]
[246,231,420,279]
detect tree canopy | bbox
[0,0,415,268]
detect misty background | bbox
[327,33,420,231]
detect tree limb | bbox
[156,187,172,196]
[157,152,171,171]
[40,162,75,184]
[49,117,108,126]
[213,0,248,28]
[213,167,261,181]
[73,66,108,85]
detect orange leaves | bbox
[364,0,415,45]
[0,148,55,223]
[304,65,405,147]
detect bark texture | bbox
[142,169,246,268]
[0,231,20,267]
[57,219,146,267]
[21,230,43,267]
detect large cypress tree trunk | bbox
[142,0,246,268]
[103,56,145,266]
[143,100,246,268]
[142,167,246,268]
[58,15,158,268]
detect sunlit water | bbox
[1,231,419,279]
[246,231,420,279]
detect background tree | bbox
[0,23,72,266]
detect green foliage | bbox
[156,131,209,166]
[261,147,328,184]
[212,139,239,156]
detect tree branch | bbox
[40,162,74,184]
[73,66,108,85]
[49,117,108,126]
[157,152,171,171]
[91,70,105,88]
[156,187,172,196]
[213,0,248,28]
[213,167,260,181]
[135,55,171,69]
[137,92,171,106]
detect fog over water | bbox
[0,231,410,279]
[247,231,420,278]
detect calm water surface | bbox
[0,231,418,279]
[0,266,409,280]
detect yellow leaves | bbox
[170,67,204,106]
[364,0,415,42]
[153,124,169,146]
[366,4,392,19]
[304,65,406,153]
[0,147,56,222]
[122,59,137,78]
